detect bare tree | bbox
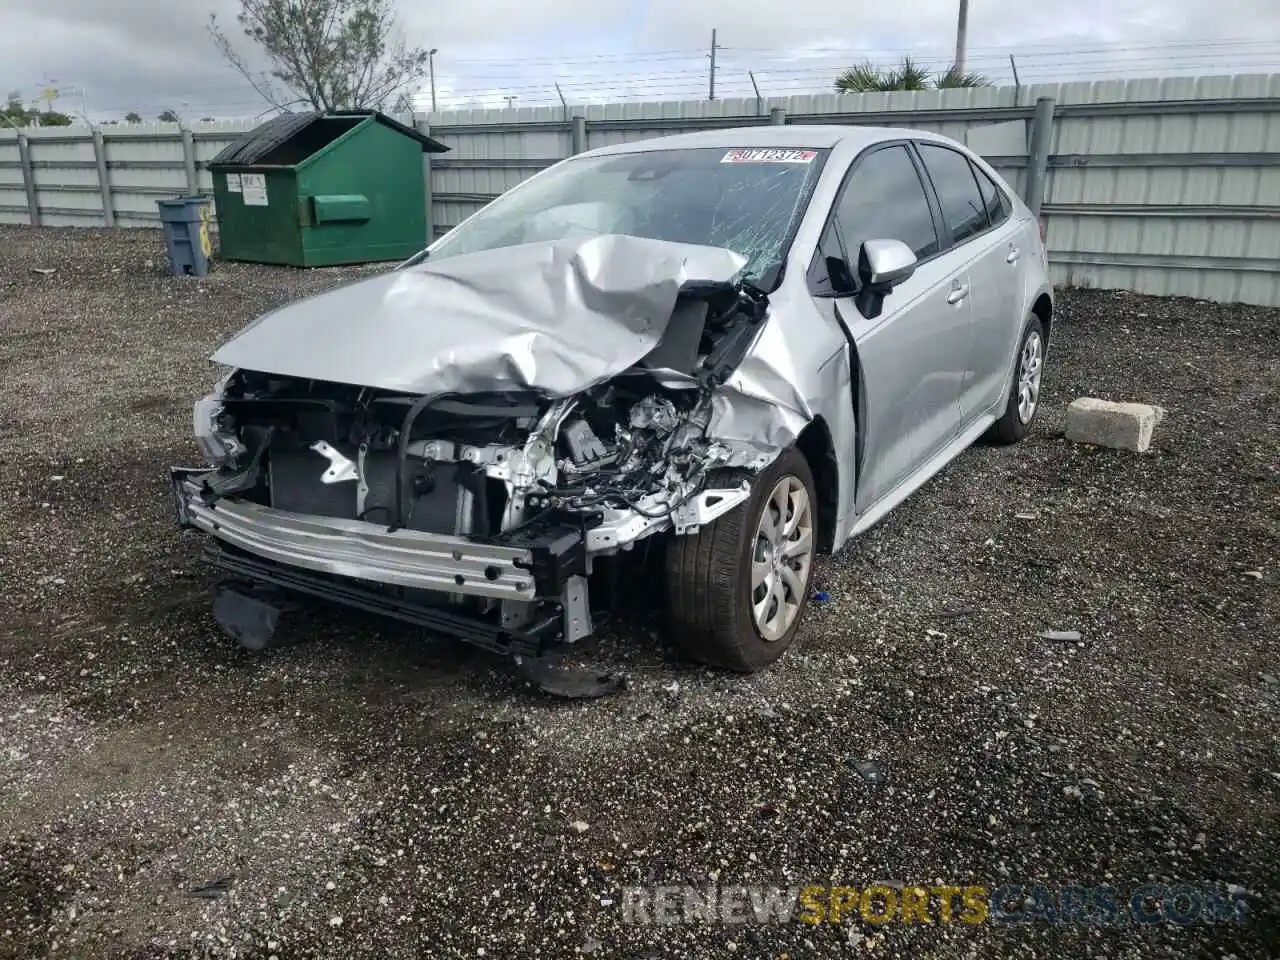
[209,0,430,112]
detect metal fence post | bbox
[570,114,587,155]
[769,106,787,126]
[17,133,40,226]
[422,120,434,241]
[180,126,199,196]
[1024,96,1055,220]
[92,129,115,227]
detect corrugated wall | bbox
[0,134,26,225]
[1,74,1277,306]
[1040,74,1280,305]
[0,122,253,228]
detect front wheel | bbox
[987,315,1046,445]
[665,447,818,672]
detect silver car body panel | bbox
[212,233,746,398]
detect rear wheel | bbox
[988,315,1045,445]
[665,447,817,672]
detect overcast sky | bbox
[4,0,1280,120]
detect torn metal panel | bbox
[212,235,746,398]
[703,291,841,463]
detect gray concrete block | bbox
[1065,398,1166,453]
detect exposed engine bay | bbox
[192,273,772,542]
[197,366,750,544]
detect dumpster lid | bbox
[209,110,448,168]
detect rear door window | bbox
[917,144,990,246]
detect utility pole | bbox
[708,29,719,101]
[953,0,969,75]
[428,48,438,112]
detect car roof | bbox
[581,124,951,158]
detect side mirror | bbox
[858,238,917,291]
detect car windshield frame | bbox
[422,146,831,292]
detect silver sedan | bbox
[175,125,1052,680]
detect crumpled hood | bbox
[211,234,746,397]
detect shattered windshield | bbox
[426,147,829,289]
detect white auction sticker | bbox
[225,173,242,193]
[241,173,268,206]
[721,148,818,164]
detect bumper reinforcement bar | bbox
[173,471,541,601]
[204,543,565,659]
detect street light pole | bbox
[708,29,718,101]
[428,48,438,113]
[953,0,969,75]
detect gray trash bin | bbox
[156,196,214,277]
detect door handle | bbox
[946,283,969,304]
[1006,246,1020,263]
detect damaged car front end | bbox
[173,127,1055,688]
[173,137,878,688]
[175,236,828,668]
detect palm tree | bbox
[935,65,991,88]
[835,56,931,93]
[835,56,990,93]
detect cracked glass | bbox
[428,147,829,290]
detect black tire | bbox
[987,314,1046,445]
[665,447,818,672]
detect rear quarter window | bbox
[971,162,1012,226]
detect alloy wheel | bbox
[750,476,814,642]
[1017,330,1043,424]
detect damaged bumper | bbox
[172,470,582,602]
[175,476,539,600]
[172,461,750,659]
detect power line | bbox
[82,38,1280,117]
[724,36,1280,56]
[354,37,1280,78]
[439,50,1280,88]
[421,54,1280,99]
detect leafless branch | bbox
[208,13,296,110]
[209,0,428,112]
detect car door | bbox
[808,143,974,514]
[914,143,1020,421]
[967,159,1026,412]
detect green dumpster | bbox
[207,111,449,267]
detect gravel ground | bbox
[0,225,1277,960]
